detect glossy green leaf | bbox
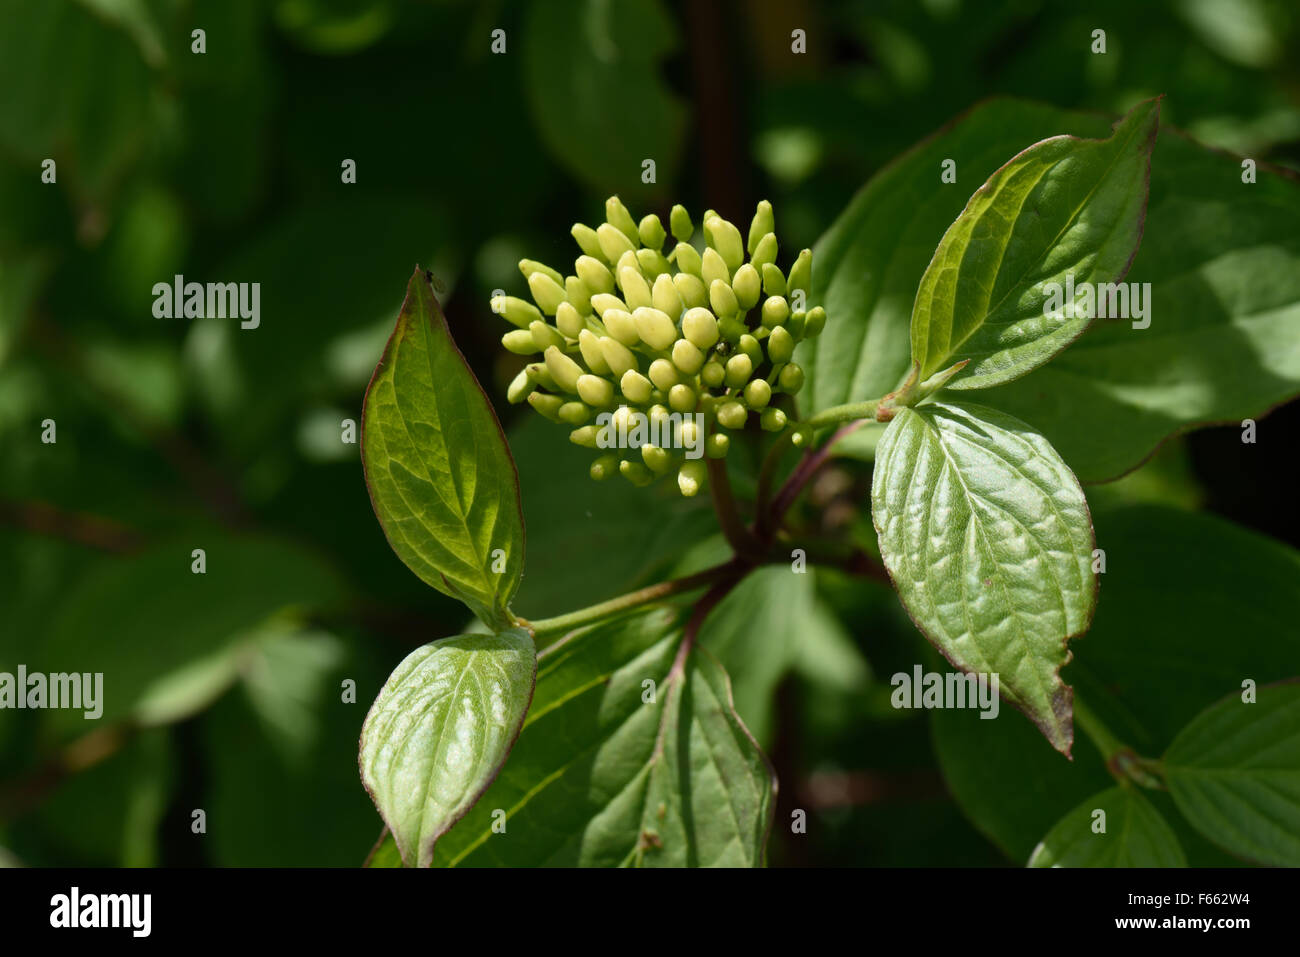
[806,98,1300,481]
[1028,786,1186,867]
[522,0,685,195]
[362,267,525,628]
[359,628,537,868]
[934,505,1300,862]
[911,98,1159,389]
[431,610,775,867]
[872,400,1096,754]
[1163,681,1300,866]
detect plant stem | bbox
[766,420,863,534]
[799,398,881,431]
[1072,695,1125,761]
[707,450,763,558]
[522,560,740,641]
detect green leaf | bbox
[1028,786,1186,867]
[934,505,1300,862]
[522,0,686,195]
[359,628,536,868]
[872,399,1096,754]
[806,98,1300,481]
[910,98,1159,390]
[28,534,342,734]
[362,267,525,628]
[432,610,775,867]
[1163,681,1300,866]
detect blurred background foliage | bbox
[1,0,1297,866]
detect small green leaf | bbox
[911,98,1160,390]
[362,267,525,628]
[872,400,1096,754]
[1028,786,1186,867]
[359,628,536,868]
[1163,681,1300,866]
[432,610,775,867]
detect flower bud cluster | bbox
[493,196,826,494]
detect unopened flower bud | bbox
[673,273,709,309]
[602,308,640,347]
[761,295,790,328]
[671,242,702,277]
[564,276,592,315]
[577,374,614,407]
[701,359,726,389]
[605,196,640,244]
[670,205,693,242]
[744,379,772,409]
[600,336,639,377]
[493,295,542,330]
[718,317,747,342]
[778,362,805,394]
[590,453,619,480]
[766,325,795,363]
[597,222,636,262]
[634,307,678,351]
[544,346,584,393]
[668,383,696,412]
[555,301,586,339]
[638,214,667,250]
[760,262,786,297]
[803,305,827,337]
[618,266,653,309]
[575,255,615,295]
[571,223,603,259]
[502,329,540,355]
[717,401,748,430]
[732,263,761,310]
[787,248,812,295]
[507,368,536,404]
[748,201,774,255]
[619,459,654,486]
[760,407,788,432]
[590,292,629,317]
[648,358,679,391]
[725,353,753,388]
[701,247,730,287]
[681,307,719,350]
[671,338,705,375]
[620,370,654,404]
[705,216,745,271]
[651,274,684,319]
[641,443,673,474]
[738,334,762,365]
[525,361,558,391]
[787,311,806,339]
[528,272,568,315]
[706,432,730,458]
[677,460,707,497]
[519,259,564,286]
[636,248,672,277]
[709,279,739,317]
[578,329,611,374]
[527,392,565,422]
[750,233,778,270]
[530,320,566,352]
[559,401,590,425]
